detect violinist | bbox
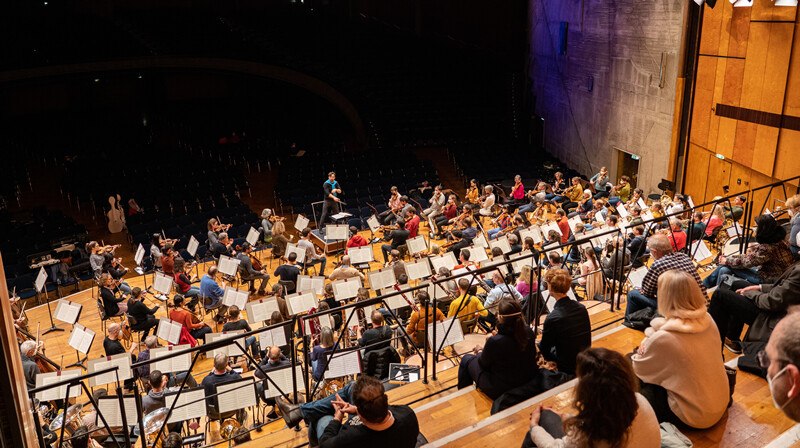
[608,175,632,206]
[447,217,477,255]
[509,175,526,205]
[466,179,480,208]
[151,233,165,270]
[381,219,409,264]
[210,232,232,258]
[518,182,548,215]
[421,185,446,221]
[100,273,128,317]
[127,287,159,338]
[478,185,496,217]
[545,172,567,201]
[405,291,445,349]
[487,205,511,240]
[434,194,459,236]
[173,258,200,300]
[235,242,270,295]
[207,218,231,248]
[260,208,275,242]
[160,244,176,276]
[556,177,584,211]
[20,340,41,390]
[378,186,402,225]
[88,241,131,293]
[170,294,212,342]
[271,220,290,258]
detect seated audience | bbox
[276,375,419,447]
[632,271,729,429]
[539,269,591,376]
[524,348,660,448]
[457,298,538,399]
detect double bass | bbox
[107,195,126,234]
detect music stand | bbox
[133,243,149,289]
[66,323,94,369]
[37,268,63,335]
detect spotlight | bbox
[775,0,798,5]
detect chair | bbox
[203,296,224,323]
[362,346,401,380]
[125,314,145,346]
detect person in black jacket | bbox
[457,298,539,399]
[358,311,393,354]
[235,242,270,295]
[100,273,127,317]
[627,225,648,268]
[539,269,591,376]
[380,220,409,264]
[126,287,159,337]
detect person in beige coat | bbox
[632,270,730,429]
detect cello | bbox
[107,195,126,233]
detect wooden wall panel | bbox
[774,129,800,181]
[733,121,757,164]
[752,125,779,176]
[716,117,737,158]
[707,156,732,200]
[690,56,717,148]
[722,59,745,106]
[699,2,724,56]
[685,144,711,203]
[751,0,797,22]
[740,23,770,111]
[762,23,794,114]
[785,22,800,117]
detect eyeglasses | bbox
[758,350,793,370]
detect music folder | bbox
[68,323,95,354]
[246,227,260,246]
[217,378,257,414]
[134,244,145,266]
[164,387,207,423]
[332,277,362,301]
[294,215,310,232]
[96,395,139,428]
[153,272,174,295]
[156,318,183,345]
[324,350,362,379]
[217,255,241,277]
[151,344,192,374]
[405,259,432,280]
[187,236,200,257]
[88,353,133,387]
[35,369,82,402]
[54,300,82,325]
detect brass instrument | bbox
[220,418,242,440]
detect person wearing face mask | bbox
[762,313,800,420]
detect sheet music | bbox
[489,236,512,255]
[628,267,649,290]
[222,287,249,309]
[165,388,207,423]
[67,323,95,354]
[286,243,307,264]
[187,235,200,257]
[427,318,465,352]
[424,280,451,300]
[406,235,427,255]
[88,353,133,387]
[344,303,376,327]
[467,245,488,263]
[519,226,543,244]
[217,255,241,277]
[331,212,352,221]
[297,275,325,296]
[430,252,458,272]
[510,250,534,274]
[294,214,310,232]
[332,277,362,301]
[567,216,583,234]
[638,198,648,210]
[206,331,245,358]
[35,267,47,293]
[405,259,432,280]
[382,291,410,310]
[153,272,174,295]
[265,365,306,398]
[151,345,192,374]
[482,258,508,277]
[595,209,607,224]
[246,227,260,246]
[217,378,257,414]
[616,204,630,218]
[367,215,381,233]
[55,300,82,325]
[641,210,654,223]
[726,223,742,238]
[692,240,713,262]
[96,396,139,427]
[325,351,362,379]
[35,369,82,402]
[135,244,145,266]
[473,233,488,249]
[326,224,349,241]
[246,298,280,323]
[348,246,374,264]
[541,221,562,237]
[286,291,317,315]
[258,327,288,351]
[156,318,182,345]
[368,268,396,291]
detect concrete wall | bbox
[528,0,686,193]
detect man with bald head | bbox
[255,346,291,414]
[624,233,706,323]
[765,313,800,421]
[329,255,364,281]
[357,310,393,354]
[103,322,138,389]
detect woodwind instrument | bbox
[393,284,419,312]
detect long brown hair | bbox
[565,348,639,447]
[497,298,529,350]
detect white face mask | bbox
[768,365,797,410]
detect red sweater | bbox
[558,217,571,244]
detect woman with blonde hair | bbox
[271,220,289,258]
[632,270,729,428]
[703,204,726,240]
[516,264,537,298]
[578,246,604,302]
[786,194,800,257]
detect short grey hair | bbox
[774,313,800,367]
[20,340,37,356]
[485,185,493,192]
[508,234,519,244]
[648,234,673,254]
[669,218,682,228]
[145,335,158,349]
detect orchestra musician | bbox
[545,172,566,201]
[160,244,177,276]
[509,175,526,205]
[447,217,477,255]
[329,255,365,281]
[171,294,212,342]
[405,208,421,238]
[465,179,480,209]
[209,232,233,258]
[478,185,496,217]
[173,258,200,300]
[271,220,290,258]
[274,252,301,293]
[345,226,368,253]
[20,340,41,390]
[100,273,128,317]
[518,182,549,216]
[236,242,270,295]
[487,205,511,240]
[260,208,282,242]
[319,171,342,227]
[556,177,584,211]
[608,175,632,206]
[127,287,159,337]
[378,186,402,225]
[381,219,409,264]
[590,166,611,198]
[421,185,446,221]
[405,291,445,349]
[207,218,232,248]
[199,266,228,323]
[88,241,132,293]
[433,194,459,237]
[299,228,328,274]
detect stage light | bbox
[775,0,798,6]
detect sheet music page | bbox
[726,223,742,238]
[638,198,648,209]
[294,214,310,232]
[207,331,245,358]
[89,353,132,387]
[641,210,654,222]
[368,268,396,291]
[35,267,47,292]
[135,244,145,266]
[405,259,432,280]
[35,369,82,402]
[595,209,607,224]
[430,252,458,272]
[473,233,488,249]
[333,278,361,301]
[217,255,241,277]
[489,236,512,255]
[325,351,362,379]
[157,318,182,345]
[153,272,174,295]
[510,250,534,274]
[628,267,649,290]
[427,318,464,352]
[467,246,488,263]
[259,327,288,351]
[165,388,207,423]
[245,227,260,246]
[406,236,427,254]
[567,216,583,234]
[265,365,305,398]
[246,298,279,323]
[383,292,409,310]
[483,259,509,277]
[97,396,139,427]
[616,204,630,218]
[692,240,713,262]
[151,345,191,374]
[349,246,373,264]
[367,215,381,233]
[55,300,81,325]
[217,379,257,414]
[287,291,317,315]
[222,287,249,309]
[326,224,349,241]
[187,235,200,257]
[68,324,95,354]
[542,221,562,237]
[286,243,306,264]
[424,281,451,300]
[520,226,543,244]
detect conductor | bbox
[319,171,342,228]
